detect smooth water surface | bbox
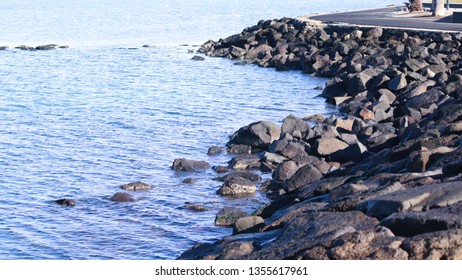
[0,0,402,259]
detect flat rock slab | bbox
[358,181,462,219]
[380,201,462,237]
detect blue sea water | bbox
[0,0,402,259]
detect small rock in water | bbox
[184,202,210,212]
[191,55,205,61]
[313,85,324,90]
[109,192,136,203]
[120,181,152,191]
[182,178,197,184]
[55,199,76,207]
[188,49,195,53]
[35,44,59,50]
[142,44,156,48]
[207,146,223,156]
[15,45,35,51]
[172,158,211,172]
[0,46,9,50]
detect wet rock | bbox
[109,192,136,202]
[215,207,249,226]
[191,55,205,61]
[15,45,35,51]
[55,199,76,207]
[171,158,210,172]
[229,121,281,149]
[207,146,223,156]
[119,181,152,191]
[142,44,156,48]
[0,46,9,50]
[217,177,257,196]
[233,216,265,234]
[213,166,229,173]
[184,202,210,212]
[35,44,59,50]
[182,178,197,184]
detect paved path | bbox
[310,7,462,32]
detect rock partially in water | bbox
[0,46,9,50]
[35,44,59,50]
[55,198,76,207]
[229,121,281,149]
[184,202,210,212]
[171,158,210,172]
[207,146,223,156]
[120,181,152,191]
[191,55,205,61]
[214,207,249,226]
[109,192,136,203]
[142,44,156,48]
[217,177,257,196]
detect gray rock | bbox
[109,192,136,202]
[172,158,210,172]
[284,164,323,193]
[207,146,223,156]
[347,72,372,96]
[35,44,59,50]
[280,141,308,159]
[229,121,281,149]
[358,182,462,219]
[120,181,152,191]
[228,154,260,170]
[388,73,407,91]
[281,115,311,137]
[233,216,265,234]
[272,160,298,181]
[401,229,462,260]
[226,144,251,155]
[217,177,257,196]
[215,171,262,184]
[191,55,205,61]
[405,88,443,109]
[380,202,462,237]
[214,207,249,226]
[314,138,349,157]
[260,152,288,165]
[330,142,367,163]
[184,202,210,212]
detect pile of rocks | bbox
[178,17,462,260]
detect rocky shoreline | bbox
[177,16,462,259]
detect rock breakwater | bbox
[179,16,462,260]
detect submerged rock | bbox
[109,192,136,203]
[119,181,152,191]
[55,199,76,207]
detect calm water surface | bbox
[0,0,402,259]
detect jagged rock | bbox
[172,158,210,171]
[119,181,152,191]
[214,207,249,226]
[229,121,281,149]
[388,73,407,91]
[217,177,257,196]
[330,142,367,163]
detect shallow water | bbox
[0,0,402,259]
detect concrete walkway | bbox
[310,7,462,32]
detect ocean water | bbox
[0,0,402,259]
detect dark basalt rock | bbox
[171,158,210,172]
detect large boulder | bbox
[233,216,265,234]
[229,121,281,149]
[281,115,311,137]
